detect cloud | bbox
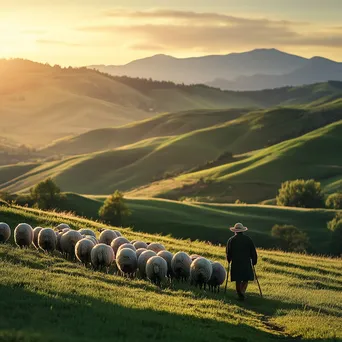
[78,9,342,51]
[36,39,81,47]
[21,29,47,35]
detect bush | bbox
[326,193,342,209]
[327,213,342,255]
[271,224,310,252]
[98,191,131,226]
[276,179,324,208]
[29,178,64,210]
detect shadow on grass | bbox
[0,284,284,342]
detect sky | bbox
[1,0,342,66]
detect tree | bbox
[327,213,342,255]
[98,191,131,226]
[326,193,342,209]
[30,178,63,210]
[271,224,310,252]
[276,179,324,208]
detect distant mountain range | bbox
[89,49,342,91]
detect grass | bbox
[0,204,341,341]
[129,120,342,203]
[48,194,338,255]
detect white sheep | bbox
[60,230,82,260]
[38,228,57,253]
[0,222,11,243]
[75,238,95,266]
[157,250,173,278]
[32,227,43,249]
[110,237,130,255]
[136,248,147,259]
[56,231,64,252]
[147,243,166,253]
[99,229,117,245]
[117,243,136,254]
[208,262,227,293]
[79,228,96,238]
[116,248,138,277]
[133,241,148,250]
[190,254,201,262]
[91,243,114,272]
[190,257,213,290]
[14,223,34,248]
[84,235,98,245]
[138,250,157,278]
[171,252,192,282]
[114,230,122,237]
[146,256,168,287]
[56,223,70,231]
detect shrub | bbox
[326,193,342,209]
[276,179,324,208]
[327,213,342,255]
[29,178,64,210]
[271,224,310,252]
[98,191,131,226]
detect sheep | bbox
[14,223,34,248]
[146,256,168,287]
[0,222,11,243]
[117,243,136,254]
[75,238,95,266]
[79,228,96,238]
[60,230,82,260]
[208,262,227,293]
[56,223,70,231]
[114,230,122,237]
[116,248,138,277]
[147,243,166,253]
[136,248,147,259]
[133,241,148,250]
[190,257,213,290]
[38,228,57,253]
[84,235,98,245]
[32,227,43,249]
[157,250,173,278]
[171,252,192,282]
[190,254,201,262]
[99,229,117,245]
[110,237,130,255]
[138,250,157,278]
[130,240,137,245]
[56,231,64,252]
[91,243,114,272]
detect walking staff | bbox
[225,222,258,301]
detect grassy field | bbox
[51,194,338,255]
[0,204,341,341]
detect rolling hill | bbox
[0,204,341,341]
[129,121,342,203]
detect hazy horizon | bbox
[2,0,342,66]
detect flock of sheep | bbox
[0,222,227,292]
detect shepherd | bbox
[226,222,258,301]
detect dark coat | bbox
[226,233,257,282]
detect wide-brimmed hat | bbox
[230,222,248,233]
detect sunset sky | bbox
[1,0,342,66]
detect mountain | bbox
[89,48,307,84]
[209,57,342,90]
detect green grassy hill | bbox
[2,58,342,148]
[129,120,342,203]
[2,102,341,198]
[0,205,341,341]
[51,194,338,255]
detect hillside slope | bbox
[0,205,341,341]
[129,120,342,203]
